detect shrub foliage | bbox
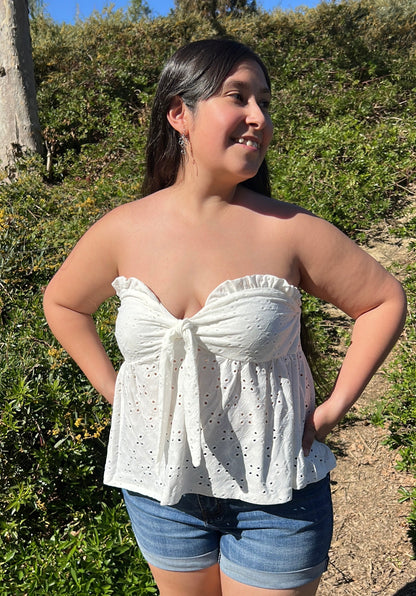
[1,0,415,591]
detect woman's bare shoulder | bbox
[95,190,168,232]
[236,188,314,225]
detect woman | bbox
[43,39,407,596]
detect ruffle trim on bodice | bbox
[112,273,300,319]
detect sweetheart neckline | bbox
[112,273,299,321]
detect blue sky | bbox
[45,0,321,24]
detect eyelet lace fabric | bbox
[104,274,336,506]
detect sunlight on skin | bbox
[148,563,322,596]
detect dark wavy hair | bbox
[142,38,271,197]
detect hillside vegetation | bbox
[1,1,415,592]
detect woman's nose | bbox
[246,99,267,129]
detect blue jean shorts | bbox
[123,475,333,590]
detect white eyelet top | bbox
[104,274,336,506]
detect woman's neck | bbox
[169,169,239,217]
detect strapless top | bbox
[104,274,336,506]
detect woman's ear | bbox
[167,95,189,134]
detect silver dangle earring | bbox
[179,132,188,155]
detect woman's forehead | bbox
[221,60,271,92]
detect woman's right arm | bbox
[43,211,121,404]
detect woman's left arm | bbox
[295,213,407,455]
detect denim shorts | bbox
[123,475,333,590]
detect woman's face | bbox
[185,59,273,188]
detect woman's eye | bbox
[228,93,270,110]
[230,93,244,102]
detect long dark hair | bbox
[142,38,271,197]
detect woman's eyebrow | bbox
[222,79,271,97]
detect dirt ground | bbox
[318,382,416,595]
[318,204,416,595]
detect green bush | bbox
[2,501,157,594]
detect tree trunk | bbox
[0,0,43,174]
